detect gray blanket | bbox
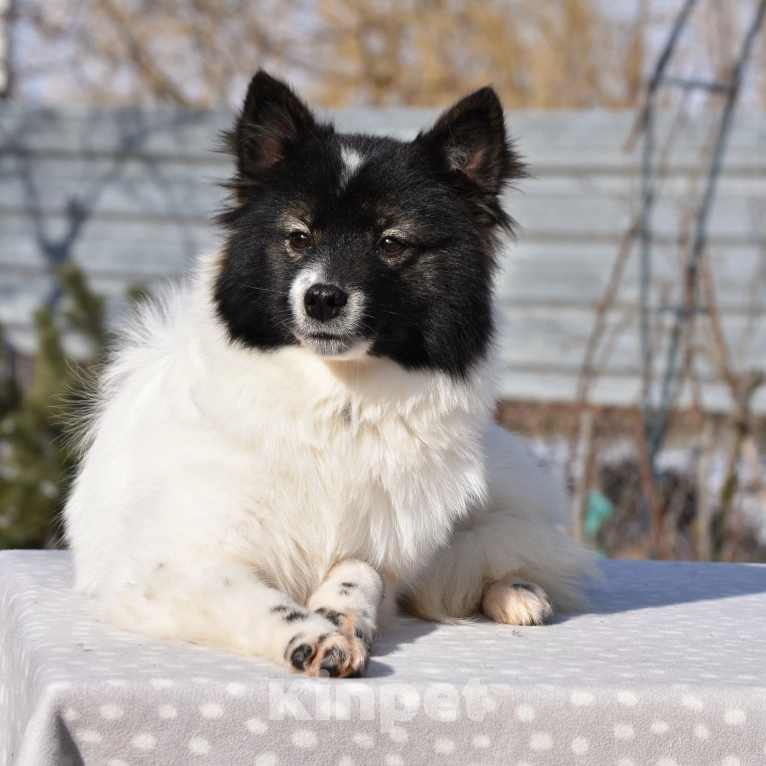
[2,551,765,765]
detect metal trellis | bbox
[637,0,766,469]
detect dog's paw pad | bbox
[311,632,368,678]
[482,578,553,626]
[286,631,368,678]
[288,641,316,671]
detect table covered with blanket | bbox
[2,551,765,766]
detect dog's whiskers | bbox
[245,285,292,298]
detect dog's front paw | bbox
[285,629,369,678]
[314,607,374,649]
[482,577,553,626]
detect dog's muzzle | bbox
[290,276,369,359]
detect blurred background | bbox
[0,0,764,562]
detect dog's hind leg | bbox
[308,559,385,655]
[480,576,553,625]
[105,558,370,677]
[407,423,595,624]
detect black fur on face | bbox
[215,70,526,379]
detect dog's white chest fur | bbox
[65,254,495,607]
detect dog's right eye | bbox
[288,231,312,251]
[379,236,405,256]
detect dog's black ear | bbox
[417,87,525,227]
[227,71,318,184]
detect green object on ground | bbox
[585,488,613,539]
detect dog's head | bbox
[215,71,524,378]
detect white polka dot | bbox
[132,734,156,750]
[254,754,277,766]
[353,732,375,749]
[385,756,403,766]
[158,704,177,719]
[473,734,491,749]
[199,703,224,719]
[99,704,123,720]
[616,758,635,766]
[108,760,130,766]
[434,738,455,754]
[655,759,677,766]
[570,690,594,707]
[226,682,246,697]
[681,694,703,711]
[529,732,553,751]
[651,721,669,735]
[571,737,589,754]
[722,757,741,766]
[292,730,318,749]
[388,727,408,743]
[150,678,174,689]
[516,704,535,722]
[338,759,355,766]
[77,730,102,743]
[724,709,746,726]
[614,723,635,741]
[62,707,81,722]
[188,738,210,755]
[617,691,638,707]
[246,718,268,734]
[694,724,709,739]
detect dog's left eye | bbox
[379,236,405,255]
[288,231,313,251]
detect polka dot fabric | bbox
[2,551,766,765]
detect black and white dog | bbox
[65,71,592,678]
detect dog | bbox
[64,71,593,678]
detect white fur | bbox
[340,146,365,187]
[288,265,324,322]
[64,249,593,672]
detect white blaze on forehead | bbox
[340,145,365,187]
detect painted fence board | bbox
[1,105,765,412]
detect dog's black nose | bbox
[304,284,348,323]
